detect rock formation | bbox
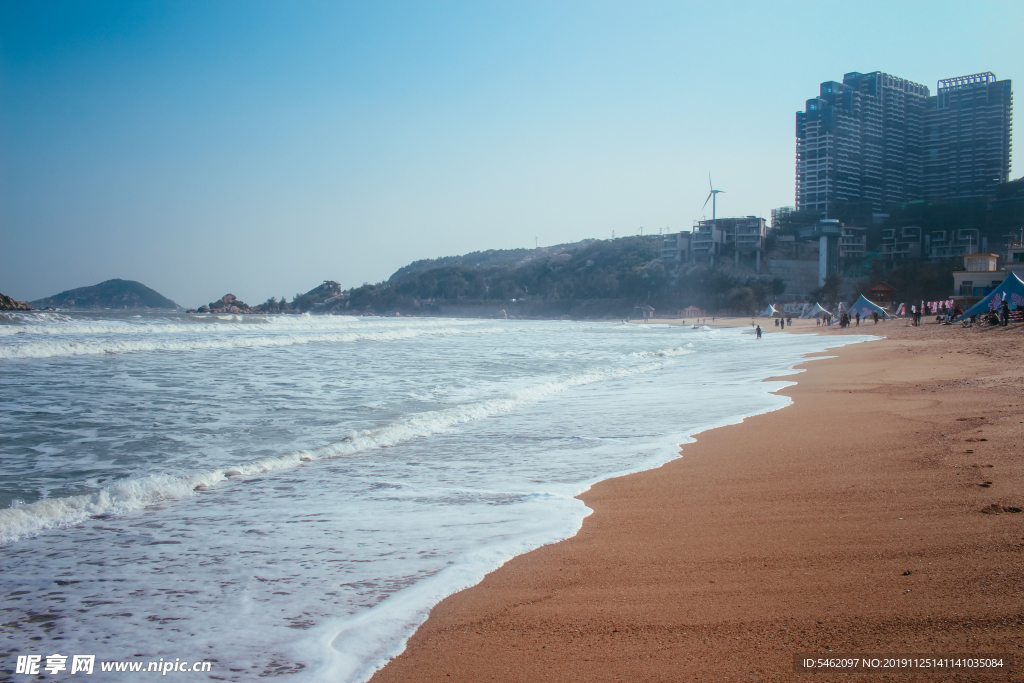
[0,293,33,311]
[197,294,254,314]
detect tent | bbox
[846,295,892,320]
[801,302,832,319]
[760,304,783,318]
[957,272,1024,320]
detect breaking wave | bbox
[0,324,503,360]
[0,350,674,544]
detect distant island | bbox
[30,279,179,310]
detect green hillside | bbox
[31,279,179,309]
[337,236,784,317]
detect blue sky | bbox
[2,0,1021,306]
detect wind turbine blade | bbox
[708,173,713,191]
[702,193,711,211]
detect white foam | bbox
[0,352,666,544]
[0,318,882,683]
[0,324,501,359]
[308,496,585,682]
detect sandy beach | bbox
[372,318,1023,682]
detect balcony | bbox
[928,244,971,259]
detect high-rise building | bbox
[922,72,1013,200]
[796,72,930,215]
[796,71,1013,217]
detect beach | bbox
[5,314,874,680]
[372,319,1024,682]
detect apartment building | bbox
[923,72,1013,200]
[690,217,767,271]
[925,228,981,259]
[796,70,1013,215]
[660,231,691,269]
[879,226,923,260]
[796,72,930,214]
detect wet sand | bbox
[371,319,1024,682]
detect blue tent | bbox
[958,272,1024,320]
[846,295,891,319]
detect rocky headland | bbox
[194,294,254,314]
[0,293,33,311]
[189,282,346,315]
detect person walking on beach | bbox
[755,325,761,339]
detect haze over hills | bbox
[387,239,598,283]
[333,236,786,318]
[31,279,180,310]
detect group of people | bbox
[981,300,1013,327]
[907,301,966,326]
[751,316,794,338]
[836,310,882,328]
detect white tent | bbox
[800,302,832,319]
[760,304,783,318]
[846,294,892,319]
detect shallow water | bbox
[0,311,875,680]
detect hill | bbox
[337,236,784,317]
[31,279,179,310]
[387,239,597,282]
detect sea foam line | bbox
[0,349,686,544]
[0,313,477,337]
[0,324,503,360]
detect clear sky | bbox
[2,0,1021,307]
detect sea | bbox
[0,311,875,680]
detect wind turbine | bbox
[702,173,725,222]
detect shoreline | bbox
[370,321,1023,682]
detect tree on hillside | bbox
[810,274,843,305]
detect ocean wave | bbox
[0,324,503,360]
[0,311,75,326]
[628,346,695,358]
[0,313,472,338]
[0,355,665,544]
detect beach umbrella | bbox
[957,273,1024,320]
